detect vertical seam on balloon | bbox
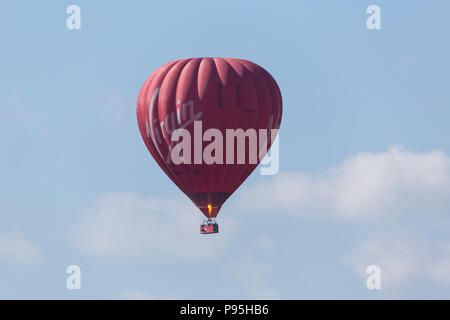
[156,60,192,193]
[140,63,186,191]
[208,57,230,194]
[210,58,222,202]
[224,61,260,193]
[241,63,260,186]
[164,59,196,194]
[256,66,273,160]
[262,69,282,130]
[197,58,211,195]
[211,57,233,192]
[217,83,223,107]
[220,58,243,192]
[260,68,280,157]
[183,58,201,193]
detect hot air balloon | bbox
[136,58,282,234]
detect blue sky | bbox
[1,0,450,299]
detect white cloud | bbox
[348,232,426,289]
[237,146,450,295]
[69,147,450,297]
[70,193,239,261]
[348,233,450,292]
[239,146,450,220]
[0,230,44,266]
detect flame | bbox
[207,204,212,216]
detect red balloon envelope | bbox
[136,58,282,220]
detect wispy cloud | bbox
[0,230,44,267]
[70,193,239,261]
[239,146,450,220]
[70,147,450,298]
[238,146,450,296]
[348,232,450,293]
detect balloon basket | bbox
[200,219,219,234]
